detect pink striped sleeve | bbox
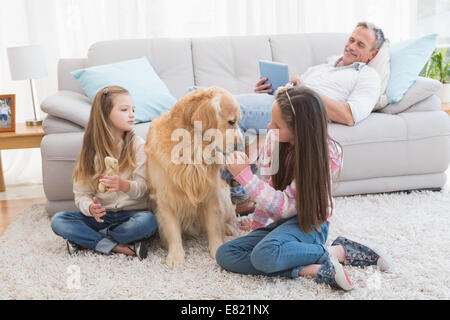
[235,172,298,222]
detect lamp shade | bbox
[7,45,47,80]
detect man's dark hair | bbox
[357,22,385,50]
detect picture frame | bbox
[0,94,15,132]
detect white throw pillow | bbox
[368,39,390,111]
[379,77,442,114]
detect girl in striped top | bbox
[216,85,392,291]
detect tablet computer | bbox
[258,60,290,95]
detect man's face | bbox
[342,27,378,66]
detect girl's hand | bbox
[89,197,106,223]
[239,218,252,231]
[226,151,250,177]
[99,175,130,193]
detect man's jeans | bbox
[216,217,330,278]
[185,86,274,132]
[234,93,274,132]
[51,210,158,254]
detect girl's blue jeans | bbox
[216,216,330,278]
[51,210,158,254]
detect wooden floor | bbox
[0,198,46,236]
[0,180,46,238]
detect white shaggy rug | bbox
[1,185,450,299]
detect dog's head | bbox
[172,86,244,157]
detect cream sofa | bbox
[40,33,450,214]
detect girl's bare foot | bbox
[112,244,135,256]
[298,264,321,278]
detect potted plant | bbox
[420,48,450,103]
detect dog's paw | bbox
[225,223,237,236]
[166,250,185,268]
[208,241,223,259]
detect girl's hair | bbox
[273,85,341,234]
[73,86,137,189]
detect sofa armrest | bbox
[42,115,84,134]
[403,94,442,113]
[41,90,91,128]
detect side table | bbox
[0,123,46,191]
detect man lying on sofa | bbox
[251,21,385,127]
[233,21,386,214]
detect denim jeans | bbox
[51,210,158,254]
[184,86,273,132]
[216,216,330,278]
[236,94,274,132]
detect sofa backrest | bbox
[58,33,349,98]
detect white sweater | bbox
[73,135,149,216]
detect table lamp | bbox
[7,45,47,126]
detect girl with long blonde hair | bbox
[51,86,157,260]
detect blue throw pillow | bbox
[386,34,438,104]
[71,57,177,123]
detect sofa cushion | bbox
[192,35,272,94]
[305,33,349,66]
[269,34,314,77]
[380,77,442,114]
[329,111,450,181]
[369,40,390,111]
[134,122,152,140]
[71,57,177,123]
[41,90,92,127]
[386,33,438,104]
[57,58,86,94]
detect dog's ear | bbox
[182,90,220,132]
[191,97,221,131]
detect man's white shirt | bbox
[301,58,381,124]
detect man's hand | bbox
[290,74,303,86]
[226,151,250,177]
[89,197,106,223]
[254,77,273,94]
[99,175,130,193]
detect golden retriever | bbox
[144,86,243,268]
